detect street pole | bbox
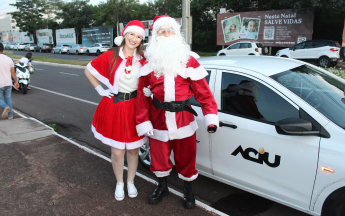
[115,0,120,37]
[182,0,190,47]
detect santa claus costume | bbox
[135,15,219,209]
[85,20,147,201]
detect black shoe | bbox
[183,181,195,209]
[148,177,169,204]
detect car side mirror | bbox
[275,117,322,137]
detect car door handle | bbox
[219,121,237,129]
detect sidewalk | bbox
[0,112,222,215]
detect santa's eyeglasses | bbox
[157,28,174,35]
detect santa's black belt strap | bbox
[113,90,137,103]
[153,96,198,116]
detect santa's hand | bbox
[207,124,217,133]
[95,85,114,98]
[143,85,152,97]
[145,131,154,136]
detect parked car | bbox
[217,41,269,56]
[67,44,88,55]
[35,43,53,52]
[86,43,111,56]
[276,40,344,68]
[5,43,15,50]
[17,43,27,50]
[52,44,71,54]
[139,56,345,216]
[24,43,38,51]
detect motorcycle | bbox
[13,62,34,94]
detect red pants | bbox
[149,133,198,181]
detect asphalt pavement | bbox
[5,60,312,216]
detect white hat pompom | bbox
[114,36,124,46]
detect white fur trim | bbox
[153,17,180,33]
[123,26,146,38]
[87,62,117,93]
[179,64,208,81]
[92,125,147,150]
[136,121,154,136]
[153,169,172,178]
[151,119,198,142]
[204,114,219,131]
[138,64,153,77]
[189,51,200,59]
[163,74,178,137]
[178,172,199,181]
[114,36,124,46]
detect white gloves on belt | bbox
[143,85,152,97]
[145,131,154,136]
[95,85,114,98]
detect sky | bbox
[0,0,148,16]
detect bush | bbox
[323,67,345,80]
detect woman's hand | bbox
[95,85,114,98]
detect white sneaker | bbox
[115,182,125,201]
[127,181,138,198]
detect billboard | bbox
[217,9,314,47]
[36,29,54,44]
[1,31,33,43]
[81,26,113,47]
[56,28,76,46]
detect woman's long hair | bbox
[108,36,145,76]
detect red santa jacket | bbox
[136,56,219,142]
[86,47,145,93]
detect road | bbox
[11,62,311,216]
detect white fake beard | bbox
[145,35,190,78]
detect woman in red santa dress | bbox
[84,20,147,201]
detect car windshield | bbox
[256,43,264,48]
[102,44,110,46]
[270,65,345,129]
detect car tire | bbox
[97,50,101,56]
[138,141,151,169]
[280,55,288,58]
[67,51,70,55]
[340,47,345,59]
[262,46,269,55]
[319,56,331,68]
[219,53,226,56]
[76,51,79,55]
[248,53,255,55]
[40,49,42,53]
[21,84,27,94]
[87,50,90,56]
[59,50,62,54]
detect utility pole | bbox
[182,0,190,47]
[115,0,120,37]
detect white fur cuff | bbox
[204,114,219,131]
[154,169,172,178]
[136,121,154,136]
[178,172,198,181]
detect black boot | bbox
[148,177,169,204]
[183,181,195,209]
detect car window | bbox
[256,43,264,48]
[229,43,240,49]
[102,44,110,46]
[240,43,252,48]
[190,70,212,106]
[304,41,313,49]
[295,42,305,50]
[221,72,299,123]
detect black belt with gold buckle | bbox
[113,90,137,103]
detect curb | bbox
[13,58,87,69]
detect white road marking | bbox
[14,88,229,216]
[59,72,79,76]
[30,85,98,106]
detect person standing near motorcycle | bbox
[14,52,33,90]
[0,43,19,119]
[84,21,147,201]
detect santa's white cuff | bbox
[136,121,154,136]
[204,114,219,131]
[178,172,198,181]
[154,169,172,178]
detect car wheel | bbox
[340,47,345,59]
[21,84,27,94]
[97,50,101,56]
[280,55,288,58]
[248,53,255,55]
[262,46,269,55]
[219,53,226,56]
[319,56,331,68]
[40,49,42,53]
[87,50,90,56]
[59,50,62,54]
[67,50,70,55]
[76,50,79,55]
[138,141,151,169]
[329,197,345,216]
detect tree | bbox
[9,0,47,43]
[55,0,94,44]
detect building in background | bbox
[0,14,20,32]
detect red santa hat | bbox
[152,15,181,37]
[114,20,146,46]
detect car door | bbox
[290,42,306,59]
[300,41,314,59]
[239,43,252,55]
[210,70,320,209]
[226,43,240,56]
[189,69,216,175]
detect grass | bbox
[196,52,218,57]
[4,51,89,66]
[323,67,345,80]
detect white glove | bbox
[143,85,152,97]
[95,85,114,98]
[145,131,154,136]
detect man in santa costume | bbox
[135,15,219,209]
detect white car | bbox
[276,40,344,68]
[86,43,111,56]
[139,56,345,216]
[217,41,268,56]
[67,44,88,55]
[52,44,71,54]
[17,43,27,50]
